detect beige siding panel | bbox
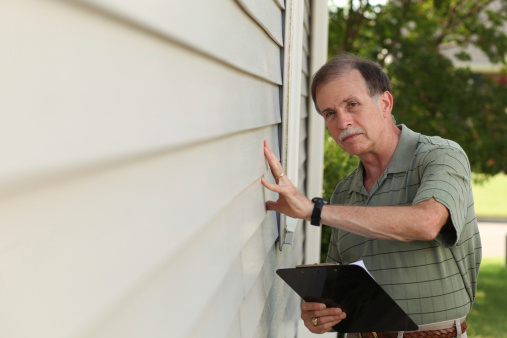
[301,96,309,119]
[236,0,284,46]
[91,256,246,338]
[301,73,309,98]
[298,175,307,196]
[299,144,308,169]
[303,21,310,55]
[240,213,279,298]
[78,0,282,84]
[0,0,280,191]
[302,49,309,75]
[282,287,302,336]
[298,166,307,193]
[92,256,246,338]
[252,224,304,338]
[251,233,304,338]
[239,244,278,338]
[0,125,278,338]
[303,1,311,36]
[299,119,308,148]
[191,258,246,338]
[303,28,310,57]
[227,314,243,338]
[274,0,285,10]
[87,182,277,338]
[238,213,284,338]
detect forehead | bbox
[315,69,369,108]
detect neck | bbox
[360,124,401,189]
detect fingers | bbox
[265,200,278,211]
[307,314,344,333]
[301,303,346,334]
[261,140,287,190]
[302,306,346,320]
[263,141,284,178]
[261,176,279,191]
[301,302,326,311]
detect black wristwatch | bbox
[311,197,329,226]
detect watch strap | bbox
[311,197,328,226]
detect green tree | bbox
[321,0,507,260]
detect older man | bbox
[262,54,481,337]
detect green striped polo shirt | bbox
[326,124,482,325]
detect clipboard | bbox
[276,264,418,333]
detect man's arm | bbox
[320,199,449,242]
[261,141,450,242]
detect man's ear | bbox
[380,91,393,117]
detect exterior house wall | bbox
[0,1,327,337]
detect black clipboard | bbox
[276,264,418,333]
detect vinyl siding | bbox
[0,1,326,337]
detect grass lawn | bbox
[467,257,507,337]
[472,173,507,218]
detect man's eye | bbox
[348,102,358,109]
[325,111,335,118]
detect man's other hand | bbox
[301,302,346,334]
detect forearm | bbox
[319,198,449,242]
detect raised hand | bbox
[261,141,313,220]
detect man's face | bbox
[315,70,391,157]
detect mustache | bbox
[339,128,365,142]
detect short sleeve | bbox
[413,145,471,247]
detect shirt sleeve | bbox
[412,145,472,247]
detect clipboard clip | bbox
[296,262,340,268]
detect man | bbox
[261,54,481,337]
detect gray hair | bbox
[311,53,393,115]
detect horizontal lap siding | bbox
[252,223,305,338]
[225,1,305,337]
[0,0,281,191]
[236,0,284,46]
[78,0,282,84]
[0,1,300,338]
[251,2,314,338]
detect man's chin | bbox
[339,144,366,157]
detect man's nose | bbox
[335,112,353,129]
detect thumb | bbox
[265,200,279,211]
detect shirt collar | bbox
[347,124,420,195]
[349,164,366,195]
[386,124,421,174]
